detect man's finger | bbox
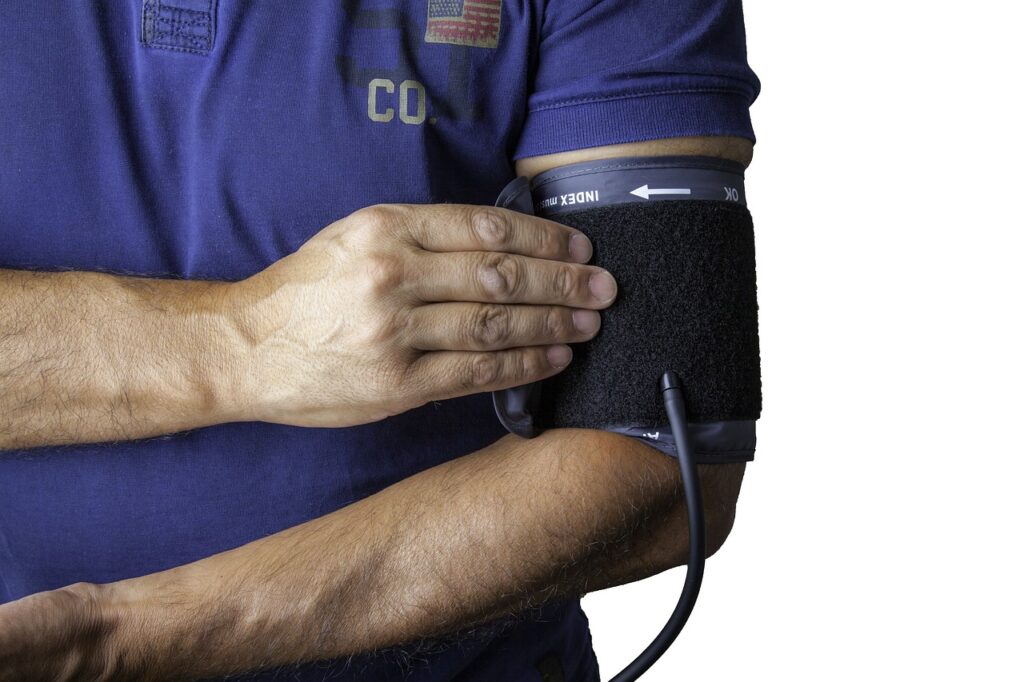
[411,251,617,309]
[407,303,600,352]
[408,345,572,401]
[402,204,593,263]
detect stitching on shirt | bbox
[528,87,747,113]
[152,2,211,50]
[142,0,216,56]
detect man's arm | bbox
[0,272,242,449]
[114,431,741,678]
[0,205,613,450]
[0,136,751,679]
[0,430,742,680]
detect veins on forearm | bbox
[0,268,238,450]
[111,433,742,678]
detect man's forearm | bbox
[0,199,615,449]
[0,269,247,450]
[98,429,743,679]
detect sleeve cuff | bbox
[513,89,755,160]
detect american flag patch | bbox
[425,0,502,49]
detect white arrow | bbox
[630,184,692,200]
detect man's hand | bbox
[0,205,614,449]
[231,203,615,427]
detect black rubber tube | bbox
[609,371,706,681]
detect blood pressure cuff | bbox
[491,156,760,464]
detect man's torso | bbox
[0,3,598,680]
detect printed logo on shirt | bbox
[337,1,483,124]
[425,0,502,49]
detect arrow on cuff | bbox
[630,185,692,200]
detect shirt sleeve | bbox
[514,0,760,159]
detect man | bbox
[0,1,759,679]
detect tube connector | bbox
[659,371,682,393]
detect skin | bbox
[0,135,752,680]
[0,205,609,449]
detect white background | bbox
[582,2,1024,679]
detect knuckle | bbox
[368,307,407,345]
[350,205,388,233]
[542,306,567,340]
[349,205,406,244]
[472,304,512,348]
[471,207,513,249]
[517,349,543,380]
[363,251,405,294]
[478,253,522,299]
[342,209,384,250]
[469,352,501,388]
[536,226,560,258]
[556,264,579,300]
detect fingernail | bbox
[546,344,572,367]
[588,271,617,302]
[572,309,601,335]
[569,233,593,263]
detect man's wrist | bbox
[35,582,135,681]
[92,579,172,680]
[94,546,323,680]
[194,281,263,426]
[95,568,217,680]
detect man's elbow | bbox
[626,454,746,576]
[704,474,741,558]
[524,430,749,589]
[663,461,746,566]
[556,429,747,575]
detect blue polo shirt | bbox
[0,2,758,679]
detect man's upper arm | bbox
[513,136,752,565]
[504,0,759,561]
